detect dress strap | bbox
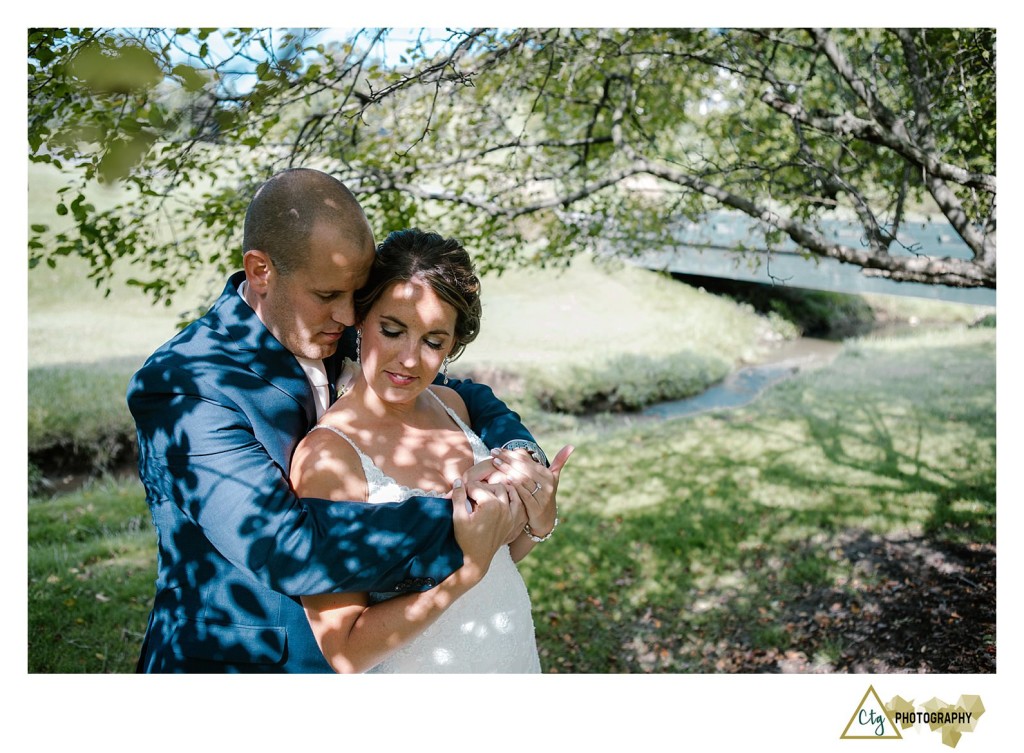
[425,389,489,462]
[307,424,392,498]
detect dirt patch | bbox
[725,530,996,673]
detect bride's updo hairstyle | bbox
[355,228,482,362]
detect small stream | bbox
[639,336,843,421]
[631,320,965,422]
[40,327,939,493]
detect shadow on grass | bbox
[523,334,995,673]
[28,331,995,674]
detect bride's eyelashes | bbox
[378,324,446,351]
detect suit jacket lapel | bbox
[210,273,318,427]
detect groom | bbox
[127,168,550,672]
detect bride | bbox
[289,228,573,673]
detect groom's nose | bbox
[331,296,356,327]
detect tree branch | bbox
[760,93,995,195]
[636,158,994,287]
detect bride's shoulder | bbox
[427,385,471,425]
[291,420,368,502]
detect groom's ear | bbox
[243,249,273,292]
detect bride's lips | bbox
[385,370,417,386]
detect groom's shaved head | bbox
[243,168,375,275]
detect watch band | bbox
[501,439,549,467]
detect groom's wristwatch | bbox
[502,439,549,467]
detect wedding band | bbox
[530,481,541,496]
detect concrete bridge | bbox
[618,211,995,307]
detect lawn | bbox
[26,161,995,673]
[518,326,995,672]
[27,325,995,673]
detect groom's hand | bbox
[450,479,524,580]
[460,454,512,486]
[458,457,529,539]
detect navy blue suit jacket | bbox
[127,272,539,672]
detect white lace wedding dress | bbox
[309,390,542,673]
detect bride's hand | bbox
[490,444,575,540]
[459,455,512,486]
[451,479,524,578]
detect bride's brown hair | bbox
[355,228,482,362]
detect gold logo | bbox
[886,693,985,749]
[841,685,902,739]
[840,686,986,748]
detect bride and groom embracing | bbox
[128,167,572,673]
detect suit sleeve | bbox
[441,375,545,458]
[129,366,463,598]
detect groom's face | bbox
[257,221,376,361]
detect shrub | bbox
[529,350,732,414]
[28,360,139,472]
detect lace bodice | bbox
[311,389,490,504]
[307,389,541,673]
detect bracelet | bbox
[524,516,558,543]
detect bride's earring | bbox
[355,329,362,363]
[441,357,450,385]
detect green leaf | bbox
[173,63,208,92]
[69,40,162,94]
[147,107,166,128]
[97,132,157,182]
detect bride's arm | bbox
[292,439,515,673]
[300,480,512,673]
[301,556,484,674]
[508,531,537,563]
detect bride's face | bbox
[359,277,457,403]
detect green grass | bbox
[28,358,142,467]
[27,326,995,673]
[455,256,775,413]
[27,161,995,673]
[461,256,774,368]
[514,326,995,672]
[27,478,155,673]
